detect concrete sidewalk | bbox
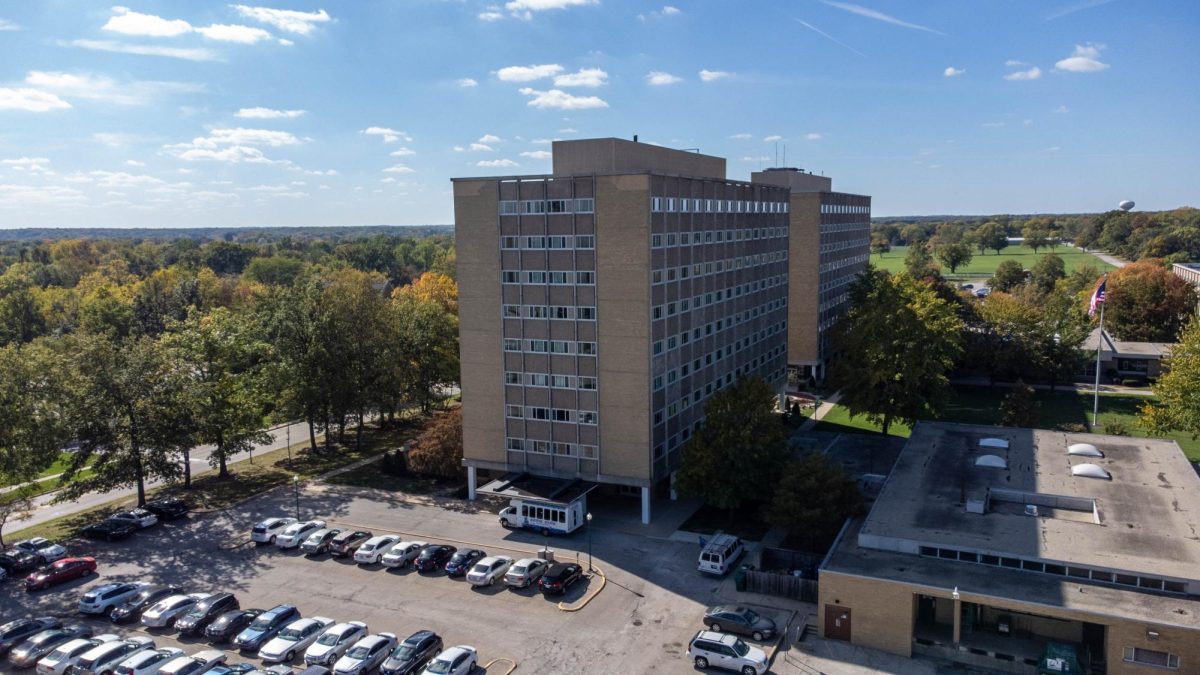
[798,392,842,431]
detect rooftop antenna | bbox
[633,134,638,143]
[774,142,779,167]
[783,144,787,168]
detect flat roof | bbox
[476,472,596,504]
[856,422,1200,582]
[1083,327,1172,358]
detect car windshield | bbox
[346,644,372,659]
[248,614,275,630]
[0,624,26,639]
[185,606,206,618]
[211,615,233,628]
[391,644,415,660]
[48,646,74,659]
[511,565,526,574]
[316,631,342,646]
[425,658,454,674]
[732,639,749,657]
[470,563,489,574]
[277,627,302,641]
[743,610,759,623]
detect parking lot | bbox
[0,480,794,673]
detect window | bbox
[499,200,519,215]
[506,438,524,451]
[1123,648,1179,669]
[504,305,520,318]
[530,373,549,386]
[550,340,571,354]
[529,340,549,353]
[577,271,595,284]
[578,307,596,320]
[528,407,550,420]
[578,342,597,355]
[527,306,548,318]
[551,375,571,388]
[651,197,664,212]
[576,235,595,248]
[549,272,569,284]
[503,271,519,283]
[503,339,521,351]
[527,271,547,284]
[579,411,598,425]
[575,198,594,213]
[504,372,521,384]
[651,234,663,248]
[501,236,519,249]
[505,405,523,418]
[579,376,597,390]
[552,409,572,422]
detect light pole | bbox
[586,512,593,571]
[292,475,300,521]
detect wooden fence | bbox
[744,569,819,602]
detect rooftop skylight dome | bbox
[1071,463,1112,480]
[1068,443,1103,458]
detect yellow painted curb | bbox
[556,566,606,612]
[484,657,517,674]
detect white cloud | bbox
[1004,67,1042,81]
[195,23,273,43]
[520,150,552,160]
[943,66,965,77]
[661,5,681,15]
[478,6,505,21]
[763,135,784,142]
[820,0,945,35]
[478,134,503,143]
[103,7,191,37]
[518,88,608,110]
[1055,105,1069,113]
[381,177,396,183]
[457,78,479,88]
[805,132,823,141]
[729,133,753,140]
[452,146,465,152]
[532,138,555,144]
[195,128,301,147]
[470,143,495,152]
[1045,146,1061,152]
[125,159,145,167]
[235,107,305,119]
[505,0,597,16]
[232,6,331,35]
[69,39,218,61]
[646,71,682,86]
[699,69,730,82]
[383,164,415,173]
[361,127,412,143]
[0,19,22,31]
[24,71,201,106]
[1054,43,1109,73]
[89,170,166,188]
[0,184,86,206]
[166,127,302,163]
[1005,59,1028,67]
[559,127,578,133]
[476,159,519,168]
[2,157,51,169]
[389,147,416,157]
[639,5,681,20]
[554,68,607,88]
[0,88,71,112]
[496,64,563,82]
[740,155,770,162]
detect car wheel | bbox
[752,631,765,641]
[741,667,757,675]
[269,535,276,544]
[694,656,709,669]
[710,623,722,633]
[500,518,510,528]
[285,650,295,662]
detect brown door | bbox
[824,605,852,641]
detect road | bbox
[1079,247,1129,269]
[2,420,316,537]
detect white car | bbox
[109,509,159,530]
[504,558,549,588]
[421,646,477,675]
[274,520,326,549]
[78,582,147,615]
[35,636,118,675]
[113,647,184,675]
[466,556,513,587]
[157,649,226,675]
[141,594,210,628]
[353,535,400,565]
[14,538,67,563]
[380,541,427,569]
[70,636,155,675]
[687,630,769,675]
[304,621,367,667]
[250,517,296,544]
[332,633,396,675]
[258,616,333,664]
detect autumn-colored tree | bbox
[999,380,1039,427]
[407,408,463,478]
[393,272,458,315]
[1141,316,1200,439]
[1105,261,1197,342]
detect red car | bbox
[25,556,96,591]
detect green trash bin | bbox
[734,564,749,591]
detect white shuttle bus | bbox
[498,498,585,535]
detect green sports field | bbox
[871,243,1115,280]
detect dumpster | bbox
[734,564,752,592]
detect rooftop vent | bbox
[979,438,1010,450]
[975,454,1008,469]
[1071,463,1112,480]
[1068,443,1103,458]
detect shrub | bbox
[1103,419,1130,436]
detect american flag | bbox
[1088,276,1107,317]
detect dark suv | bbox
[380,630,442,675]
[233,604,300,652]
[144,497,189,520]
[110,585,181,623]
[175,592,240,635]
[414,545,456,573]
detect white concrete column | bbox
[641,487,651,524]
[467,466,477,501]
[952,597,962,646]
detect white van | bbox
[697,534,745,575]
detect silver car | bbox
[333,633,396,675]
[304,622,367,667]
[503,558,549,588]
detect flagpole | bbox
[1092,275,1107,429]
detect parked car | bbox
[299,529,342,556]
[26,558,96,592]
[0,551,44,575]
[174,593,240,636]
[303,622,367,668]
[975,287,991,298]
[157,650,226,675]
[296,667,332,675]
[204,663,256,675]
[112,647,184,675]
[380,541,427,569]
[413,545,456,573]
[332,633,396,675]
[379,631,442,675]
[275,521,326,550]
[13,539,67,563]
[686,630,768,675]
[258,617,333,664]
[142,498,188,521]
[419,646,476,675]
[443,549,485,577]
[466,556,513,587]
[81,520,138,542]
[503,558,548,589]
[328,531,372,558]
[141,594,210,629]
[34,636,119,675]
[537,562,583,595]
[233,604,300,653]
[0,618,62,656]
[250,518,297,545]
[109,509,159,530]
[79,583,147,616]
[353,535,400,565]
[703,606,777,642]
[8,625,92,669]
[109,586,181,624]
[67,636,154,675]
[204,610,260,644]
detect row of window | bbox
[820,203,870,214]
[653,304,786,357]
[506,406,598,425]
[654,364,787,459]
[818,292,850,314]
[503,339,597,355]
[504,371,597,390]
[505,438,598,458]
[819,270,859,294]
[820,252,870,274]
[820,222,870,233]
[916,546,1188,594]
[499,198,595,215]
[659,351,786,421]
[651,252,786,285]
[654,290,784,323]
[651,197,789,214]
[503,305,596,321]
[654,325,786,386]
[820,239,869,254]
[1123,647,1180,670]
[502,270,596,285]
[501,235,595,250]
[651,227,786,248]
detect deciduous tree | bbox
[990,260,1026,292]
[999,380,1039,427]
[407,408,463,478]
[935,242,973,274]
[1030,253,1066,295]
[765,454,865,552]
[1105,260,1197,342]
[1141,316,1200,439]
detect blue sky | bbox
[0,0,1196,227]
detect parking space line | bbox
[483,656,518,673]
[556,566,606,612]
[324,519,541,557]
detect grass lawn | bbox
[871,244,1114,280]
[812,386,1200,461]
[324,459,455,495]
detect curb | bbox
[556,566,606,612]
[483,657,518,674]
